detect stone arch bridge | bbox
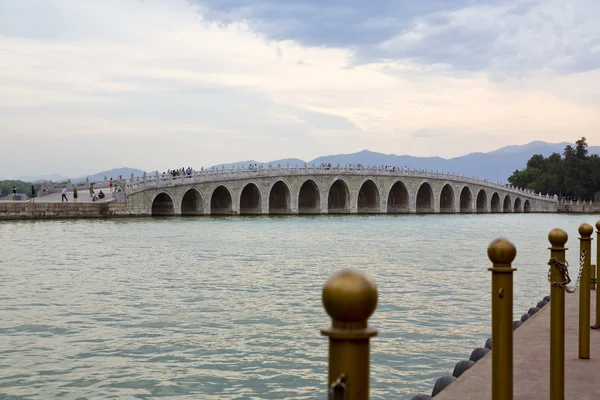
[124,166,557,216]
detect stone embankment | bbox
[0,202,133,220]
[1,201,598,220]
[558,203,600,213]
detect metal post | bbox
[321,269,378,400]
[579,223,593,359]
[488,238,517,400]
[549,228,568,400]
[593,220,600,330]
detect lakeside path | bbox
[0,191,113,203]
[436,289,600,399]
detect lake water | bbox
[1,214,599,399]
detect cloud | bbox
[191,0,473,47]
[192,0,600,76]
[0,0,599,178]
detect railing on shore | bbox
[558,199,600,206]
[322,219,600,399]
[119,165,557,201]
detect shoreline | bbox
[1,201,599,221]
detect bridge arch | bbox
[387,179,409,214]
[524,199,531,213]
[181,188,204,216]
[239,181,263,215]
[514,197,522,213]
[416,181,434,213]
[439,183,455,213]
[210,185,233,215]
[459,186,473,213]
[268,179,292,214]
[476,189,488,213]
[328,177,351,213]
[298,178,321,214]
[151,191,175,216]
[491,192,501,213]
[503,195,512,213]
[357,178,380,213]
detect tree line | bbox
[0,181,42,197]
[508,137,600,200]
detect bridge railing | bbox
[123,164,557,201]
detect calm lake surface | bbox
[1,214,599,399]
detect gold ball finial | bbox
[579,223,594,237]
[487,238,517,265]
[595,220,600,231]
[322,269,378,323]
[548,228,568,246]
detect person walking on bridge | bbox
[61,187,68,202]
[29,185,36,202]
[73,187,78,203]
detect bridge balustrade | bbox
[123,164,557,202]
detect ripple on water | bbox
[0,214,597,399]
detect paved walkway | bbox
[436,290,600,399]
[0,190,114,203]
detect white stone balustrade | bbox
[123,164,558,203]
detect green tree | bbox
[0,180,41,197]
[507,137,600,199]
[575,137,588,159]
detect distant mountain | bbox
[12,173,69,183]
[211,158,305,169]
[9,141,599,184]
[487,141,572,155]
[4,168,147,184]
[443,142,600,182]
[72,167,146,183]
[208,141,600,183]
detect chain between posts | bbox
[548,248,586,294]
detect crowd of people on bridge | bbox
[162,167,193,179]
[347,164,403,171]
[147,163,487,177]
[319,163,409,171]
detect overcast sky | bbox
[0,0,598,178]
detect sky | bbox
[0,0,599,178]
